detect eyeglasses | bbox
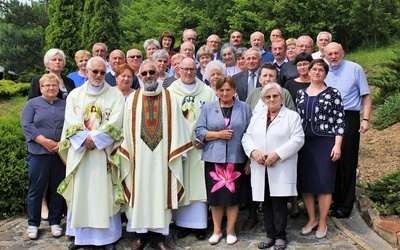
[264,94,280,100]
[297,62,310,67]
[89,69,106,75]
[128,55,142,59]
[140,70,156,76]
[41,84,58,88]
[180,67,197,73]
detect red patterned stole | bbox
[140,92,163,151]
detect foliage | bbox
[0,0,48,82]
[81,0,121,52]
[0,80,30,99]
[371,93,400,130]
[0,116,28,219]
[365,168,400,215]
[369,50,400,105]
[45,0,83,73]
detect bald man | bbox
[324,42,372,218]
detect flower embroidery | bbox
[209,163,241,193]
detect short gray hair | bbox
[316,31,332,42]
[152,49,169,61]
[143,39,161,50]
[204,60,227,81]
[92,42,108,52]
[87,56,106,69]
[44,48,66,67]
[260,82,282,104]
[220,43,236,56]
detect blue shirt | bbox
[21,97,66,155]
[325,60,370,111]
[67,71,88,87]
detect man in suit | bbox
[278,35,313,86]
[250,31,274,64]
[104,49,125,86]
[206,34,222,61]
[232,48,262,101]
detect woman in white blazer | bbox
[242,83,304,250]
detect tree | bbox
[81,0,121,53]
[45,0,83,73]
[0,0,48,82]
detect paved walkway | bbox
[0,206,394,250]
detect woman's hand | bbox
[194,139,204,149]
[251,149,266,165]
[35,135,59,153]
[330,144,341,162]
[219,129,233,140]
[264,152,280,167]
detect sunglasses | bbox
[89,69,106,75]
[128,55,142,59]
[140,70,156,76]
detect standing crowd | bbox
[21,28,371,250]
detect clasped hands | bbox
[84,136,96,150]
[251,149,280,167]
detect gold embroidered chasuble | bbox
[120,86,193,230]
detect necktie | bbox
[248,72,255,95]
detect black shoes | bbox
[194,229,206,240]
[177,227,206,240]
[330,209,350,218]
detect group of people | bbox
[21,28,371,250]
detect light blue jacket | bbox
[196,99,252,164]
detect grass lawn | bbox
[345,41,399,77]
[0,96,26,117]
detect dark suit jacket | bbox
[28,75,75,100]
[278,61,299,86]
[232,70,261,101]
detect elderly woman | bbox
[204,60,227,93]
[285,38,297,61]
[159,31,176,68]
[196,76,252,245]
[196,45,214,84]
[242,83,304,250]
[114,63,135,100]
[67,50,91,87]
[152,49,169,85]
[236,47,248,72]
[221,43,239,76]
[22,73,66,240]
[283,52,313,102]
[28,48,75,100]
[143,39,161,62]
[296,59,345,239]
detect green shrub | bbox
[0,116,28,219]
[365,169,400,215]
[369,50,400,105]
[372,93,400,130]
[0,80,30,99]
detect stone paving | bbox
[0,205,395,250]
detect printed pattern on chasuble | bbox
[141,94,163,151]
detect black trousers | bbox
[333,110,360,214]
[262,174,287,240]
